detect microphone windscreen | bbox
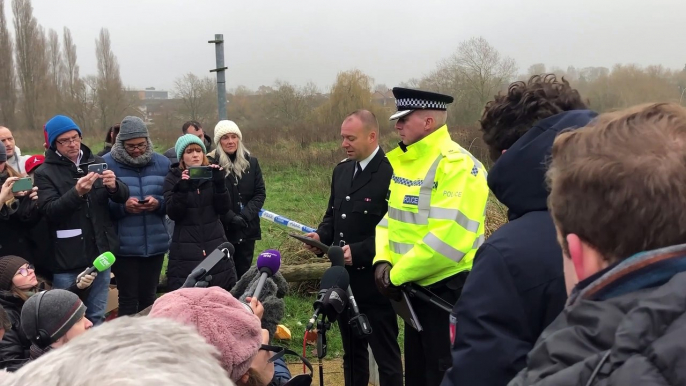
[320,266,349,291]
[92,252,116,271]
[327,246,345,267]
[256,249,281,274]
[218,242,236,257]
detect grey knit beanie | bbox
[21,289,86,348]
[118,116,149,142]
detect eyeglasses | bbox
[14,264,34,277]
[55,135,81,146]
[125,143,147,151]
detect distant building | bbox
[372,90,395,106]
[128,87,169,100]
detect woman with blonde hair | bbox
[208,120,266,279]
[163,134,236,291]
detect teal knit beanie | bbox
[175,134,207,162]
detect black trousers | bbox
[338,300,403,386]
[112,254,165,316]
[404,273,468,386]
[232,240,256,280]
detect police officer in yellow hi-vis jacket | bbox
[373,87,490,386]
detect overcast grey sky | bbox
[9,0,686,93]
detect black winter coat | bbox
[207,151,266,243]
[0,292,29,371]
[316,149,392,306]
[0,175,41,261]
[163,166,235,292]
[34,145,129,273]
[442,110,598,386]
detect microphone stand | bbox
[316,317,331,386]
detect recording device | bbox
[306,266,349,331]
[188,166,213,180]
[252,249,281,301]
[405,283,453,313]
[78,251,116,281]
[188,242,235,285]
[326,246,372,336]
[11,177,33,193]
[87,163,108,174]
[137,198,149,204]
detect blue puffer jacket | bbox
[104,153,171,257]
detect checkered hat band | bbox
[396,98,447,110]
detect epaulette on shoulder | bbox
[339,158,351,164]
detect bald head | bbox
[345,110,379,134]
[0,127,16,158]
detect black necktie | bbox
[352,162,362,184]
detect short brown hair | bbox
[547,102,686,262]
[480,74,587,161]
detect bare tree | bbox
[0,0,17,128]
[173,73,217,123]
[61,27,94,131]
[526,63,546,78]
[13,0,49,130]
[454,37,517,108]
[95,28,137,131]
[45,28,63,114]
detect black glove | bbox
[231,215,248,228]
[374,262,402,301]
[212,167,226,184]
[182,267,213,288]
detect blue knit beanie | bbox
[175,134,206,162]
[45,115,82,147]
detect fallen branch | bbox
[280,262,330,282]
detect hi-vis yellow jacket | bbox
[374,125,489,287]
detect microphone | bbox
[326,246,372,335]
[306,266,349,331]
[79,252,116,279]
[185,242,235,287]
[327,245,345,267]
[252,249,281,300]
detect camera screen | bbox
[189,167,212,179]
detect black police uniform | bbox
[315,148,403,386]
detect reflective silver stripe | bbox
[390,241,414,255]
[417,155,443,216]
[428,207,481,233]
[423,233,466,263]
[377,217,388,228]
[472,234,485,249]
[389,206,481,232]
[388,207,423,224]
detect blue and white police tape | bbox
[258,209,316,233]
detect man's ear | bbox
[566,234,586,281]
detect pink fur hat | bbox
[149,287,262,381]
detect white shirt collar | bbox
[357,146,379,171]
[56,150,84,166]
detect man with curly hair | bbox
[441,75,597,386]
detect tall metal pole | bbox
[208,34,228,120]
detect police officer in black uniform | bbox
[303,110,403,386]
